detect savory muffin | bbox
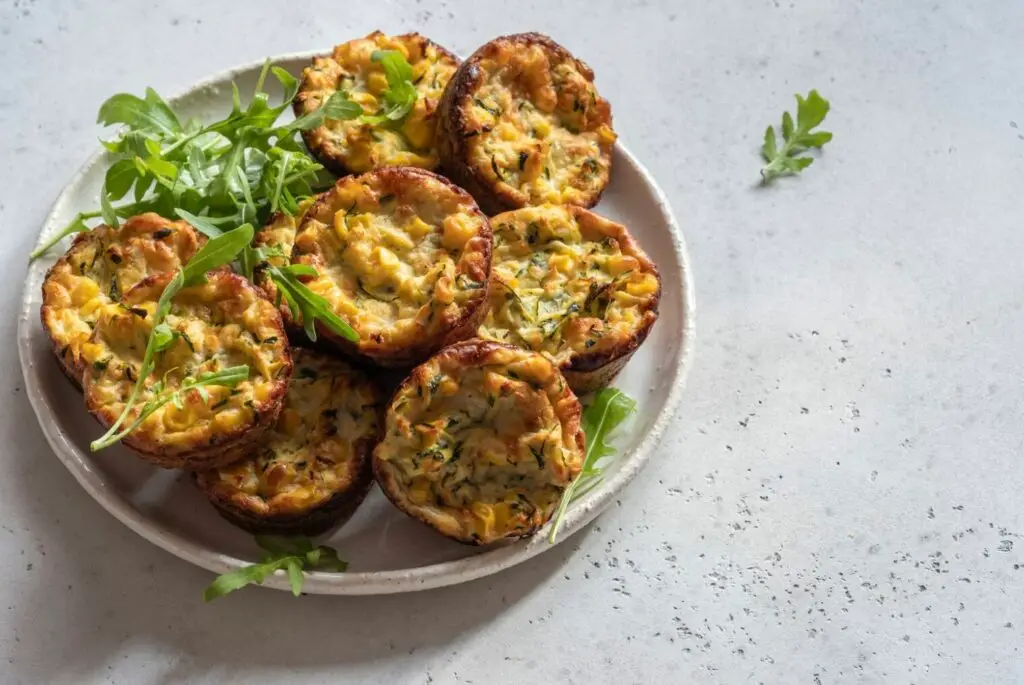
[290,167,492,367]
[40,213,204,385]
[477,204,660,393]
[373,339,585,545]
[194,349,382,535]
[437,32,616,215]
[295,31,459,175]
[81,270,292,469]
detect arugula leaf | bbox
[203,536,349,601]
[99,191,119,228]
[174,209,225,238]
[287,91,362,132]
[359,50,418,125]
[548,388,637,543]
[151,322,177,353]
[269,151,292,214]
[266,264,358,342]
[97,91,182,136]
[29,63,345,264]
[89,228,252,451]
[760,90,833,184]
[105,159,140,200]
[89,365,248,451]
[29,212,97,261]
[180,223,253,285]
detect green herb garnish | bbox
[549,387,637,543]
[89,227,253,451]
[173,209,358,343]
[203,536,348,601]
[30,61,360,263]
[359,50,418,125]
[269,263,358,342]
[760,90,833,184]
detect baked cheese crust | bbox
[292,167,492,366]
[41,213,204,385]
[373,339,584,545]
[296,31,459,174]
[81,270,292,469]
[194,348,382,535]
[438,33,615,214]
[477,204,660,393]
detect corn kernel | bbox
[626,275,658,296]
[254,382,272,403]
[280,409,302,434]
[492,502,512,531]
[350,91,378,111]
[471,502,495,535]
[410,479,430,505]
[402,115,434,150]
[597,124,617,145]
[405,216,433,240]
[549,254,575,273]
[606,254,639,276]
[214,408,244,432]
[442,215,477,250]
[496,122,518,141]
[80,342,105,364]
[71,279,100,306]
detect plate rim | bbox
[17,51,696,595]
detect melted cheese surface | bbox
[82,271,290,455]
[463,37,615,206]
[478,205,659,365]
[197,349,380,516]
[376,342,583,543]
[41,214,202,377]
[298,32,458,171]
[293,170,490,353]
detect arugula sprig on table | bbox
[760,90,833,184]
[204,536,348,601]
[90,227,253,451]
[549,388,638,543]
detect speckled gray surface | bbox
[1,0,1022,683]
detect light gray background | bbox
[2,0,1022,683]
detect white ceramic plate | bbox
[17,52,695,595]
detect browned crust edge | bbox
[82,271,293,470]
[40,230,95,388]
[298,167,493,369]
[557,207,661,392]
[296,31,461,177]
[40,216,205,389]
[194,436,378,536]
[484,205,661,393]
[436,32,612,215]
[372,338,585,546]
